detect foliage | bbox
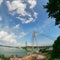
[0,55,9,60]
[39,48,46,53]
[44,0,60,25]
[52,36,60,58]
[48,57,54,60]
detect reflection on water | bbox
[0,46,27,57]
[0,46,37,57]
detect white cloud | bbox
[19,17,34,24]
[0,31,20,46]
[27,0,36,9]
[34,12,38,18]
[24,18,33,24]
[0,0,3,6]
[13,24,20,30]
[0,16,2,21]
[6,0,27,16]
[0,24,28,46]
[19,32,27,38]
[6,0,38,24]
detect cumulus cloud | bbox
[19,32,27,38]
[6,0,26,16]
[13,24,20,30]
[18,17,34,24]
[0,31,19,46]
[6,0,38,24]
[27,0,36,9]
[34,12,38,18]
[0,0,3,6]
[0,24,27,46]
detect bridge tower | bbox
[25,41,28,50]
[32,31,39,52]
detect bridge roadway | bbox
[0,45,52,50]
[20,46,52,50]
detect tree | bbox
[52,36,60,58]
[44,0,60,25]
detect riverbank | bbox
[20,53,46,60]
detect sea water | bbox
[0,46,37,57]
[0,46,27,57]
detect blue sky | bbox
[0,0,60,47]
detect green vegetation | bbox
[52,36,60,58]
[44,0,60,59]
[46,36,60,60]
[44,0,60,25]
[48,57,54,60]
[39,48,47,53]
[0,55,9,60]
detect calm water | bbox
[0,46,37,57]
[0,46,27,57]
